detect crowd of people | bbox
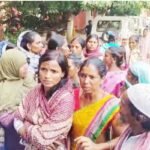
[0,27,150,150]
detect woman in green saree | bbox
[71,57,126,150]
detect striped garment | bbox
[71,94,120,149]
[115,127,150,150]
[14,80,74,150]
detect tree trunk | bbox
[66,14,74,42]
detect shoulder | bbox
[60,79,73,94]
[109,95,120,104]
[104,94,120,108]
[51,79,74,103]
[23,73,37,87]
[25,84,42,98]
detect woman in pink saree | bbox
[14,50,74,150]
[102,46,126,97]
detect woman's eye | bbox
[51,69,57,73]
[89,76,95,79]
[80,73,86,78]
[40,68,47,71]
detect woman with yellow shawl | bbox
[71,57,126,150]
[0,49,36,150]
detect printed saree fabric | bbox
[115,127,150,150]
[71,94,120,149]
[14,80,74,150]
[101,71,126,98]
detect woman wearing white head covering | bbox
[17,30,43,75]
[125,61,150,87]
[115,84,150,150]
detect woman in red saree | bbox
[14,50,74,149]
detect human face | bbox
[120,92,135,125]
[104,51,113,68]
[143,29,148,37]
[28,34,43,54]
[129,38,138,50]
[79,64,101,94]
[86,37,98,51]
[126,69,138,85]
[19,63,28,79]
[121,38,128,47]
[70,40,83,56]
[39,60,64,92]
[68,59,78,79]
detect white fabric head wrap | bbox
[127,83,150,118]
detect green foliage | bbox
[108,1,142,16]
[1,1,150,42]
[3,1,84,32]
[83,1,150,16]
[4,29,22,44]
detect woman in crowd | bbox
[115,84,150,150]
[124,61,150,89]
[126,35,142,66]
[67,54,82,89]
[17,30,43,75]
[71,57,126,150]
[0,49,36,150]
[70,37,85,60]
[84,34,101,59]
[14,50,74,149]
[67,54,82,111]
[139,28,150,63]
[47,31,71,57]
[102,46,126,97]
[100,31,120,59]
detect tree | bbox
[1,1,150,42]
[3,1,83,32]
[84,1,150,16]
[1,1,86,42]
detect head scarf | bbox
[84,48,101,58]
[115,84,150,150]
[0,49,36,109]
[127,83,150,118]
[130,61,150,84]
[0,49,26,81]
[17,30,32,49]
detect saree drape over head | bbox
[0,49,36,109]
[71,94,120,150]
[14,80,74,150]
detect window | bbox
[96,20,121,32]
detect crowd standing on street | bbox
[0,24,150,150]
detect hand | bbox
[47,145,55,150]
[47,141,62,150]
[75,136,97,150]
[18,126,26,138]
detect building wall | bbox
[74,10,97,31]
[74,11,86,31]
